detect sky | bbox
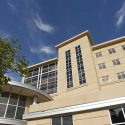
[0,0,125,81]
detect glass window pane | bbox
[15,107,25,119]
[0,104,6,117]
[0,92,9,103]
[109,107,125,124]
[63,115,73,125]
[52,117,61,125]
[6,105,16,118]
[18,95,27,107]
[9,93,18,105]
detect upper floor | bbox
[23,30,125,97]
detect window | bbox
[75,45,86,84]
[112,59,120,66]
[6,105,16,118]
[122,45,125,50]
[24,61,58,94]
[65,50,73,88]
[0,104,6,117]
[101,75,109,83]
[32,68,39,76]
[40,62,57,94]
[109,107,125,125]
[18,95,27,107]
[95,52,102,58]
[117,71,125,80]
[98,63,106,69]
[108,48,116,54]
[0,92,9,103]
[9,93,18,105]
[15,107,25,119]
[0,92,27,120]
[52,115,73,125]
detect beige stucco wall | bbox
[25,34,125,125]
[28,35,100,113]
[27,35,125,113]
[27,109,110,125]
[27,117,51,125]
[93,41,125,85]
[73,109,110,125]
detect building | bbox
[0,30,125,125]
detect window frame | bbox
[75,45,86,85]
[98,63,106,69]
[0,92,27,120]
[108,48,116,54]
[108,106,125,125]
[101,75,109,83]
[52,115,73,125]
[117,71,125,80]
[112,59,121,66]
[65,50,73,88]
[95,52,102,58]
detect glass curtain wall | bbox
[24,61,58,94]
[0,92,27,120]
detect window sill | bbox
[101,79,125,86]
[66,83,88,92]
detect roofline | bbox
[2,81,53,101]
[92,36,125,50]
[28,57,58,69]
[55,30,94,49]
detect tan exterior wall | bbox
[73,109,110,125]
[28,35,125,113]
[93,41,125,85]
[27,109,111,125]
[57,35,98,93]
[28,35,100,113]
[27,118,51,125]
[25,33,125,125]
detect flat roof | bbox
[55,30,94,48]
[92,36,125,50]
[28,57,57,69]
[2,81,53,102]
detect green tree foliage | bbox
[0,35,29,91]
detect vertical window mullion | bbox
[122,107,125,119]
[4,92,11,118]
[61,116,63,125]
[14,94,20,119]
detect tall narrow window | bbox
[75,45,86,84]
[65,50,73,88]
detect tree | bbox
[0,35,29,92]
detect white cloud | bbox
[30,46,55,54]
[116,1,125,28]
[7,2,17,13]
[34,14,54,33]
[40,46,55,54]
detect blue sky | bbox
[0,0,125,80]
